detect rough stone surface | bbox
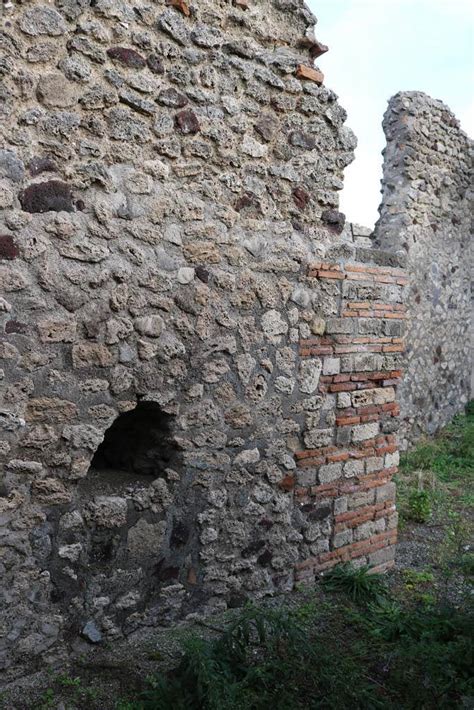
[374,92,473,446]
[0,0,408,683]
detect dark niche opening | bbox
[89,401,177,477]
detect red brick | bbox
[167,0,191,15]
[383,344,405,353]
[360,413,380,423]
[278,475,295,492]
[318,270,344,280]
[297,456,326,468]
[307,346,334,355]
[326,451,350,463]
[333,374,351,383]
[345,272,375,282]
[296,64,324,84]
[344,264,371,273]
[356,405,381,416]
[347,301,371,309]
[320,262,342,271]
[336,415,360,426]
[329,383,357,392]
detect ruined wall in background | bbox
[375,92,472,447]
[0,0,405,681]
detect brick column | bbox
[295,260,407,582]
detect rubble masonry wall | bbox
[0,0,405,680]
[375,91,472,445]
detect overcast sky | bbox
[307,0,474,227]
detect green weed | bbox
[322,563,388,605]
[122,604,385,710]
[459,552,474,578]
[407,489,431,522]
[400,402,474,483]
[38,688,55,710]
[402,568,435,590]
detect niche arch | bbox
[89,400,178,479]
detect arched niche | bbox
[89,400,177,478]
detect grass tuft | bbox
[322,563,388,605]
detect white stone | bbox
[234,448,260,466]
[385,451,400,468]
[343,460,364,478]
[261,310,288,339]
[242,134,267,158]
[177,267,194,284]
[352,422,379,443]
[134,315,164,338]
[58,543,82,562]
[322,358,340,375]
[318,462,342,483]
[274,376,294,394]
[337,392,351,408]
[299,359,322,394]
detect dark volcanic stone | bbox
[321,209,345,234]
[0,149,25,182]
[293,186,310,210]
[147,54,164,74]
[195,265,209,283]
[28,156,57,177]
[254,116,278,142]
[234,191,260,213]
[310,39,329,59]
[170,519,189,547]
[228,592,247,608]
[175,109,200,135]
[241,539,265,557]
[156,87,188,108]
[19,181,74,213]
[289,130,316,151]
[155,561,180,582]
[119,89,156,116]
[5,320,27,334]
[106,47,146,69]
[257,549,272,566]
[0,234,19,260]
[308,505,332,521]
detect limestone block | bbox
[37,73,77,108]
[72,343,115,368]
[85,496,128,528]
[38,319,77,343]
[352,422,380,443]
[299,359,322,394]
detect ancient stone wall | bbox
[375,92,472,446]
[0,0,405,680]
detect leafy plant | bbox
[402,568,435,590]
[123,605,385,710]
[401,402,474,483]
[322,563,388,605]
[39,688,55,710]
[407,489,431,522]
[459,552,474,578]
